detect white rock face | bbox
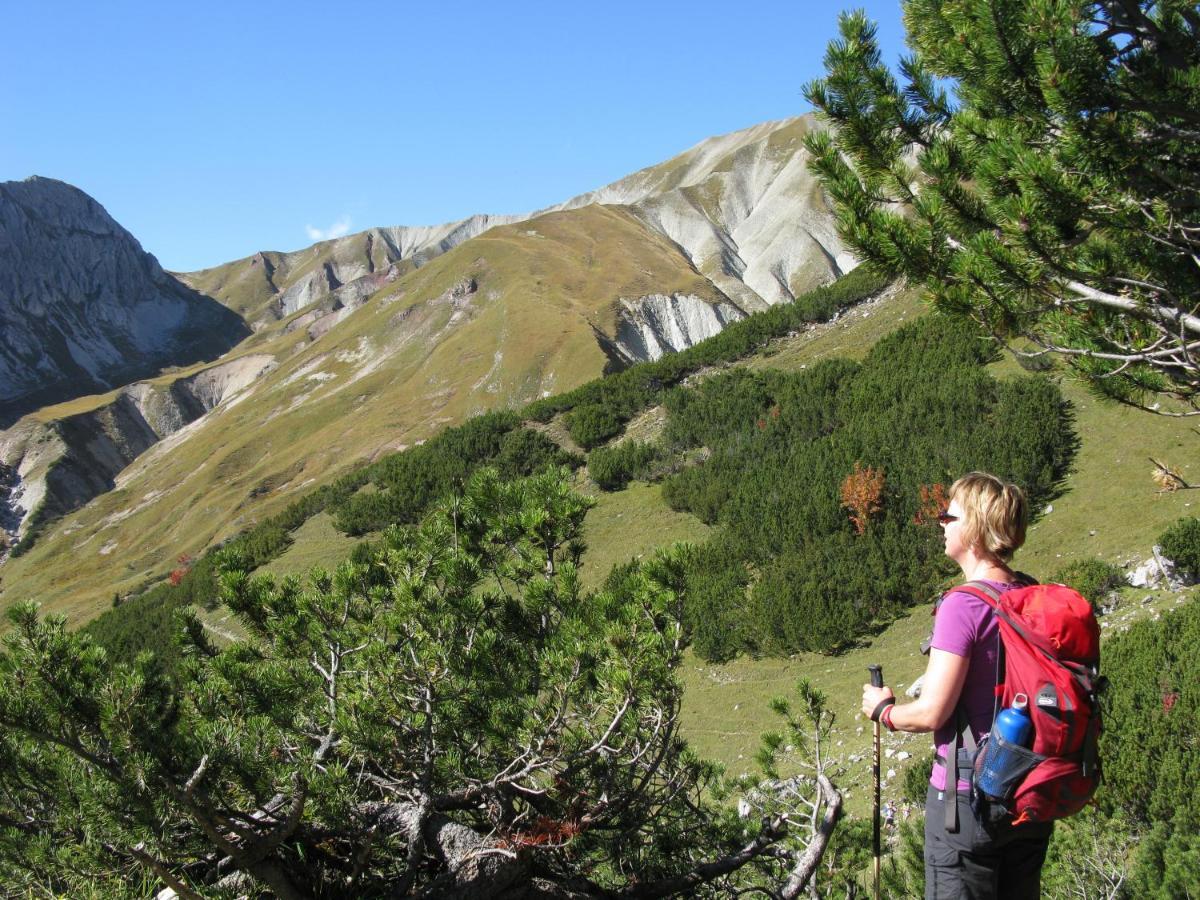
[0,177,249,426]
[278,263,343,317]
[0,354,274,544]
[906,676,925,699]
[1127,546,1188,589]
[612,294,745,363]
[553,116,857,312]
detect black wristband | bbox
[871,697,896,723]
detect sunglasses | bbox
[936,511,959,525]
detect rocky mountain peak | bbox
[0,177,250,426]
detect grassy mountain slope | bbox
[179,250,288,325]
[178,216,520,330]
[0,204,725,622]
[2,115,856,607]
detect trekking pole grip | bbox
[868,664,883,688]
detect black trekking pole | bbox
[868,664,884,900]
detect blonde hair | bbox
[949,472,1028,561]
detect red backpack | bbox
[957,581,1103,826]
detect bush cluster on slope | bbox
[1050,558,1126,610]
[1037,593,1200,898]
[588,440,662,491]
[1100,598,1200,834]
[660,315,1076,659]
[331,414,580,536]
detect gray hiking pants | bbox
[924,784,1053,899]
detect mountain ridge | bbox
[182,116,851,330]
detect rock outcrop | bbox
[0,177,250,427]
[0,354,275,544]
[611,294,745,363]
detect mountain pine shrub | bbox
[1100,597,1200,831]
[1035,588,1200,895]
[564,403,624,449]
[1,468,848,896]
[1159,516,1200,582]
[806,1,1200,410]
[678,542,750,662]
[331,412,524,534]
[1050,558,1127,611]
[587,440,661,491]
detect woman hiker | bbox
[860,472,1053,899]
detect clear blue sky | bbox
[1,1,907,272]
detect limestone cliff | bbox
[556,117,857,312]
[0,177,250,427]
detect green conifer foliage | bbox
[1159,515,1200,581]
[1100,597,1200,832]
[588,440,662,491]
[662,316,1074,656]
[805,1,1200,411]
[0,468,842,897]
[1063,595,1200,893]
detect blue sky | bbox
[1,1,907,272]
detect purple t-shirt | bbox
[928,580,1010,791]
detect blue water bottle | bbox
[994,693,1033,746]
[977,693,1033,799]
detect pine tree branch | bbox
[1060,278,1200,335]
[779,773,842,899]
[121,842,204,900]
[611,816,790,899]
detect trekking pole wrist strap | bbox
[871,697,895,723]
[880,704,897,732]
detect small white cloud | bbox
[305,216,352,242]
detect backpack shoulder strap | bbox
[957,579,1003,606]
[923,580,1004,653]
[944,705,976,832]
[956,582,1069,663]
[940,580,1009,832]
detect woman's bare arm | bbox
[861,648,970,733]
